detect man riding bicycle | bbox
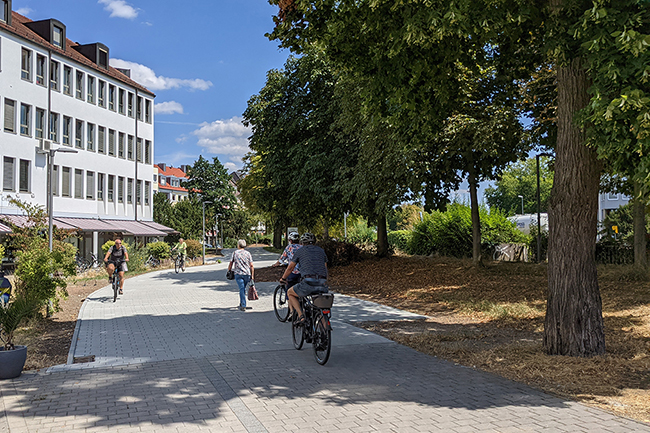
[272,231,302,288]
[172,238,187,266]
[280,232,328,325]
[104,239,129,294]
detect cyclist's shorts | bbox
[109,261,128,273]
[293,278,328,298]
[287,273,301,289]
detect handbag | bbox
[247,280,259,301]
[226,270,235,280]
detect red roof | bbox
[0,11,154,96]
[158,184,189,193]
[156,165,188,179]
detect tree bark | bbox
[544,57,605,357]
[323,219,330,239]
[468,170,482,266]
[273,220,283,249]
[376,214,389,258]
[633,181,647,269]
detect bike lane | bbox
[0,247,647,432]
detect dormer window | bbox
[1,1,11,25]
[99,48,108,69]
[52,26,64,49]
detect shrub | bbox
[101,240,127,254]
[348,219,377,245]
[147,241,170,259]
[408,203,525,258]
[126,243,148,273]
[185,239,202,258]
[387,230,411,252]
[317,239,364,267]
[223,238,237,248]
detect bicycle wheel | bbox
[181,258,186,272]
[312,312,331,365]
[113,278,118,302]
[292,312,304,350]
[273,285,290,322]
[174,257,180,273]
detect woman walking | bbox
[228,240,254,311]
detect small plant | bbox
[0,296,39,350]
[185,239,202,259]
[147,241,170,259]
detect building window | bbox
[20,104,31,136]
[136,96,143,121]
[86,171,95,199]
[36,54,46,86]
[99,48,108,68]
[144,140,151,164]
[118,133,125,158]
[19,159,30,193]
[35,108,44,139]
[52,165,59,196]
[87,122,95,151]
[49,112,59,142]
[98,80,106,107]
[75,119,83,149]
[127,92,134,117]
[3,157,14,191]
[3,99,15,133]
[118,176,124,203]
[87,76,95,104]
[145,181,150,205]
[118,89,125,114]
[145,99,152,123]
[0,1,8,24]
[107,174,114,202]
[74,169,83,199]
[97,173,104,200]
[607,193,619,200]
[136,138,143,162]
[61,167,71,197]
[108,85,115,110]
[98,126,105,153]
[63,66,72,95]
[76,70,84,99]
[108,129,115,156]
[21,48,31,81]
[50,60,59,91]
[127,178,133,204]
[136,180,142,205]
[62,116,71,145]
[52,26,64,49]
[127,135,134,160]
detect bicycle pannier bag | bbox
[312,293,334,309]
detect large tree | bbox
[268,0,650,356]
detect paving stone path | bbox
[1,248,648,432]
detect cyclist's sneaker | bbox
[119,289,123,295]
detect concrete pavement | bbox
[0,247,648,432]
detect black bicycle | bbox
[292,292,334,365]
[109,260,124,302]
[145,254,161,268]
[273,284,290,322]
[173,252,185,273]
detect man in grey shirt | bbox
[280,232,328,324]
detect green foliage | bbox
[408,204,524,258]
[528,226,549,263]
[184,156,238,221]
[387,230,412,253]
[388,205,423,231]
[185,239,202,259]
[0,295,40,350]
[347,219,377,245]
[485,156,554,214]
[223,238,237,248]
[598,203,649,245]
[101,240,126,254]
[146,242,171,260]
[126,243,148,274]
[0,244,5,260]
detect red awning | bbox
[101,220,167,236]
[139,221,179,234]
[53,217,121,232]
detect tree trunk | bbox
[468,170,482,266]
[633,181,647,269]
[376,214,389,258]
[273,220,283,249]
[323,219,330,239]
[544,57,605,357]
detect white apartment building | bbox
[0,1,172,257]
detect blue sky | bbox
[14,0,290,172]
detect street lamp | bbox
[202,201,213,264]
[517,195,524,215]
[536,152,553,262]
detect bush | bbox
[185,239,202,258]
[101,240,127,254]
[408,203,526,258]
[317,239,364,267]
[126,243,148,273]
[348,219,377,245]
[528,226,548,262]
[387,230,411,252]
[223,238,237,248]
[147,241,170,259]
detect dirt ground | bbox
[14,254,650,425]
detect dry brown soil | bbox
[15,254,650,425]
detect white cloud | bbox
[176,135,189,144]
[192,117,251,157]
[110,59,213,91]
[16,7,32,15]
[224,162,238,171]
[155,101,184,115]
[98,0,138,19]
[157,151,197,165]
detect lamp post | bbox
[536,152,553,262]
[517,195,524,215]
[202,201,212,264]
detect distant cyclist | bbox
[172,237,187,266]
[272,231,302,288]
[280,232,328,324]
[104,239,129,294]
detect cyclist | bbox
[104,239,129,294]
[172,237,187,267]
[272,231,302,288]
[280,232,328,324]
